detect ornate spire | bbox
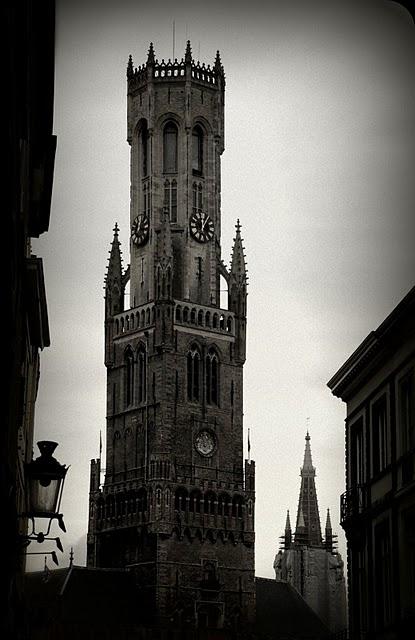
[294,432,322,547]
[230,219,248,287]
[185,40,192,64]
[104,223,124,317]
[105,223,122,284]
[147,42,155,65]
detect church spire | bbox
[294,432,322,547]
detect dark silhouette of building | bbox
[328,286,415,639]
[274,434,346,632]
[5,0,55,637]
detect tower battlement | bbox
[127,41,225,94]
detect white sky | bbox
[29,0,414,576]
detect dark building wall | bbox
[328,287,415,639]
[4,1,55,637]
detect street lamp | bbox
[21,441,69,564]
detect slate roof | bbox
[255,577,330,639]
[25,568,330,639]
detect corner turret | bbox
[229,219,248,363]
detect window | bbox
[164,179,177,222]
[399,370,414,454]
[187,344,201,402]
[372,395,388,475]
[125,349,134,406]
[163,122,178,173]
[192,126,203,174]
[137,344,146,404]
[351,418,365,485]
[192,182,203,214]
[206,348,219,405]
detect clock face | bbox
[131,214,149,246]
[195,430,216,457]
[189,211,214,243]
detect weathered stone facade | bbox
[87,42,255,634]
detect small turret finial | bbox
[127,54,134,78]
[147,42,155,65]
[185,40,192,63]
[69,547,74,568]
[113,222,119,236]
[214,50,222,70]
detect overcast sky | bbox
[29,0,414,576]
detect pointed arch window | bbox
[164,179,177,222]
[187,344,201,402]
[192,126,203,175]
[163,122,178,174]
[137,344,147,404]
[124,348,134,406]
[206,348,219,405]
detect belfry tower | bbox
[87,42,255,633]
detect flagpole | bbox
[248,428,251,463]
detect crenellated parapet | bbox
[127,41,225,95]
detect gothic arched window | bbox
[137,344,147,404]
[192,125,203,175]
[163,121,178,173]
[206,348,219,405]
[124,348,134,406]
[187,343,201,402]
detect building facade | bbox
[5,1,56,637]
[273,434,347,633]
[328,287,415,639]
[86,42,255,635]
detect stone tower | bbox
[273,433,347,633]
[87,42,255,634]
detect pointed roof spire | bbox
[147,42,155,65]
[105,222,122,286]
[127,54,134,78]
[185,40,192,63]
[230,219,247,286]
[301,430,315,476]
[325,508,332,532]
[294,432,322,547]
[285,510,292,532]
